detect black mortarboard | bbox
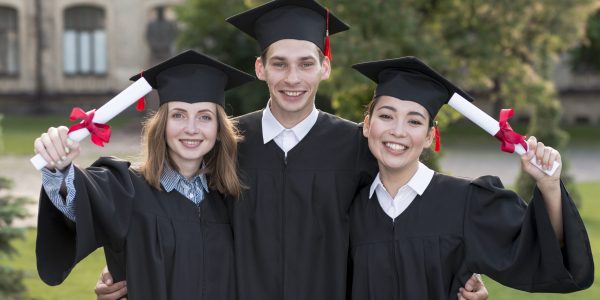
[226,0,349,53]
[129,50,255,106]
[352,56,475,119]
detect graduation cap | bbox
[352,56,475,152]
[226,0,349,59]
[129,50,255,107]
[352,56,475,120]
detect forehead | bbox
[265,39,321,60]
[167,101,218,112]
[376,96,429,115]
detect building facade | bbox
[0,0,182,113]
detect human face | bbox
[363,96,433,177]
[166,101,218,173]
[255,39,330,126]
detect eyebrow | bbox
[270,56,317,62]
[169,108,216,114]
[377,105,427,119]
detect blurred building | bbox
[0,0,183,113]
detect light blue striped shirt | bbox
[41,163,209,222]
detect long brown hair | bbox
[137,104,243,198]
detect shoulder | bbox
[234,110,263,127]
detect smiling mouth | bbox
[180,139,202,147]
[281,90,305,97]
[384,142,407,151]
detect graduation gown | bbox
[36,157,235,300]
[233,111,377,300]
[349,173,594,300]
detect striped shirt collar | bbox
[160,164,209,194]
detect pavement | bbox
[2,131,599,227]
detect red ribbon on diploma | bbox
[493,108,527,153]
[67,108,112,147]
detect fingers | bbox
[34,126,80,170]
[100,266,113,284]
[459,274,488,300]
[95,281,127,300]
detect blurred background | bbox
[0,0,598,299]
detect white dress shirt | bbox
[369,162,435,220]
[262,102,319,157]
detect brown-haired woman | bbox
[33,50,254,300]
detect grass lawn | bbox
[1,181,598,299]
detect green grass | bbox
[3,229,105,300]
[481,181,600,299]
[1,181,598,299]
[0,114,138,155]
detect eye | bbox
[198,114,213,122]
[409,119,423,126]
[378,113,392,120]
[302,62,314,68]
[272,62,286,69]
[171,112,185,119]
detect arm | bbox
[520,136,563,244]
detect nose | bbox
[184,118,199,134]
[389,121,406,137]
[284,66,300,84]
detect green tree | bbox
[0,115,28,299]
[176,0,270,116]
[571,9,600,72]
[328,0,593,203]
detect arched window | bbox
[0,6,19,76]
[63,5,106,75]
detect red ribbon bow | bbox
[67,108,112,147]
[493,108,527,153]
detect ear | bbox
[255,57,265,80]
[424,126,434,148]
[362,115,370,138]
[320,56,331,80]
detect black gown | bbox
[349,173,594,300]
[36,157,235,300]
[233,110,377,300]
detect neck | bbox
[175,161,201,180]
[269,99,314,129]
[378,161,420,198]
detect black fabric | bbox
[36,157,235,300]
[352,57,475,119]
[349,174,594,300]
[232,110,377,300]
[226,0,349,51]
[129,49,255,106]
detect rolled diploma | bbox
[448,93,559,176]
[30,77,153,170]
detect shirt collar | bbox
[160,164,209,193]
[369,162,434,198]
[261,101,319,144]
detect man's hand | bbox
[95,266,128,300]
[458,274,488,300]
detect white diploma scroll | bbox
[448,93,559,176]
[30,77,153,170]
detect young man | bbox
[95,1,489,299]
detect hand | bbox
[520,136,562,184]
[33,126,80,171]
[458,274,488,300]
[95,266,127,300]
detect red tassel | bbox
[324,8,332,61]
[136,70,145,111]
[434,121,441,152]
[136,96,145,111]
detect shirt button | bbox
[189,193,194,198]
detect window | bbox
[63,6,106,75]
[0,6,19,76]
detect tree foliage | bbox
[174,0,596,203]
[0,115,28,299]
